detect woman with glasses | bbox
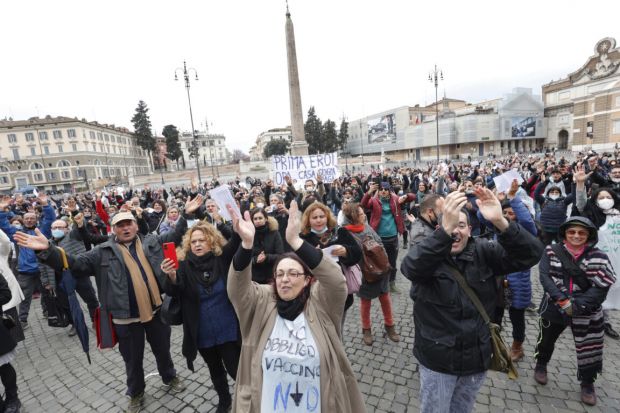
[161,222,241,413]
[534,216,616,406]
[227,201,366,412]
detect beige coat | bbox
[227,254,367,413]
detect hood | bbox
[558,216,598,244]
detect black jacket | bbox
[0,275,17,356]
[300,227,362,268]
[400,222,543,375]
[251,224,284,284]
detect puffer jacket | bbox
[37,217,188,320]
[361,192,415,235]
[535,183,575,230]
[400,222,543,375]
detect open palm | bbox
[14,228,50,251]
[475,187,503,223]
[227,205,255,246]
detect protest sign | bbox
[493,170,523,193]
[597,215,620,310]
[209,185,241,221]
[272,152,339,185]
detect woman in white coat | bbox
[0,229,25,342]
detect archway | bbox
[558,130,569,150]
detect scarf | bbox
[344,224,365,233]
[276,286,311,321]
[185,251,219,288]
[563,241,586,260]
[118,237,163,323]
[602,207,620,215]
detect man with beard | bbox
[0,193,55,330]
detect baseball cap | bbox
[110,212,136,226]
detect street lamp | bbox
[175,61,201,184]
[428,65,443,162]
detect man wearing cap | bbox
[14,195,204,413]
[362,181,415,293]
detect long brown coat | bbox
[227,254,367,413]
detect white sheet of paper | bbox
[322,245,340,262]
[493,170,524,193]
[209,185,241,221]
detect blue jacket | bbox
[479,197,537,309]
[0,205,55,273]
[535,183,575,231]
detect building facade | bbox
[179,130,231,170]
[0,116,151,192]
[249,127,293,160]
[543,37,620,152]
[345,88,546,162]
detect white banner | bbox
[272,152,339,185]
[597,214,620,310]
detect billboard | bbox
[511,117,536,137]
[367,114,396,144]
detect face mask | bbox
[597,198,614,210]
[549,194,559,200]
[611,177,620,183]
[255,203,264,209]
[311,227,328,235]
[12,224,22,230]
[52,229,66,239]
[465,189,474,195]
[305,187,315,192]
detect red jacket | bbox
[361,192,415,235]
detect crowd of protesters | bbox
[0,148,619,412]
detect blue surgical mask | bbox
[52,229,66,239]
[12,224,22,231]
[311,227,328,235]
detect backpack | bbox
[357,236,391,283]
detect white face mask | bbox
[597,198,614,210]
[549,194,560,200]
[611,177,620,183]
[255,203,264,209]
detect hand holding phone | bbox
[162,242,179,269]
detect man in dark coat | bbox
[400,188,544,413]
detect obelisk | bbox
[285,4,309,156]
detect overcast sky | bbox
[1,0,618,152]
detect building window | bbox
[47,172,56,180]
[72,143,78,151]
[31,162,43,169]
[76,169,85,178]
[53,130,62,139]
[43,146,50,155]
[61,170,71,179]
[113,146,116,154]
[92,143,96,151]
[90,131,96,140]
[39,131,48,140]
[68,129,76,138]
[104,134,109,142]
[57,145,63,153]
[97,132,103,141]
[33,173,43,181]
[100,144,105,152]
[7,134,17,143]
[11,149,19,160]
[0,176,8,184]
[30,147,36,156]
[614,119,620,134]
[25,133,34,142]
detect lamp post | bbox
[175,61,201,184]
[428,65,443,162]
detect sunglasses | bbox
[565,229,588,236]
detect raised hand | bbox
[185,194,204,214]
[160,258,177,283]
[475,187,508,231]
[441,191,468,234]
[285,200,303,250]
[573,163,590,186]
[36,192,49,206]
[74,213,85,228]
[507,179,519,199]
[0,195,12,210]
[13,228,50,251]
[227,204,255,248]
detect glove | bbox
[557,298,573,316]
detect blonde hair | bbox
[177,222,227,260]
[301,202,337,235]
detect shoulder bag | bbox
[446,266,518,379]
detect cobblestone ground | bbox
[11,247,620,413]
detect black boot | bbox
[3,397,21,413]
[212,375,232,413]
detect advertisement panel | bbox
[511,117,536,137]
[367,114,396,144]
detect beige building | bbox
[0,116,151,192]
[543,37,620,151]
[179,130,231,171]
[249,127,292,160]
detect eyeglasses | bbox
[51,226,67,230]
[566,229,588,236]
[380,188,390,192]
[275,269,305,279]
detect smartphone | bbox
[162,242,179,269]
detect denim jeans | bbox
[419,364,486,413]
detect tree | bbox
[304,106,323,154]
[162,124,183,169]
[231,149,250,164]
[338,119,349,151]
[321,119,339,153]
[263,138,291,158]
[131,100,155,171]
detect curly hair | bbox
[300,201,337,235]
[177,221,227,260]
